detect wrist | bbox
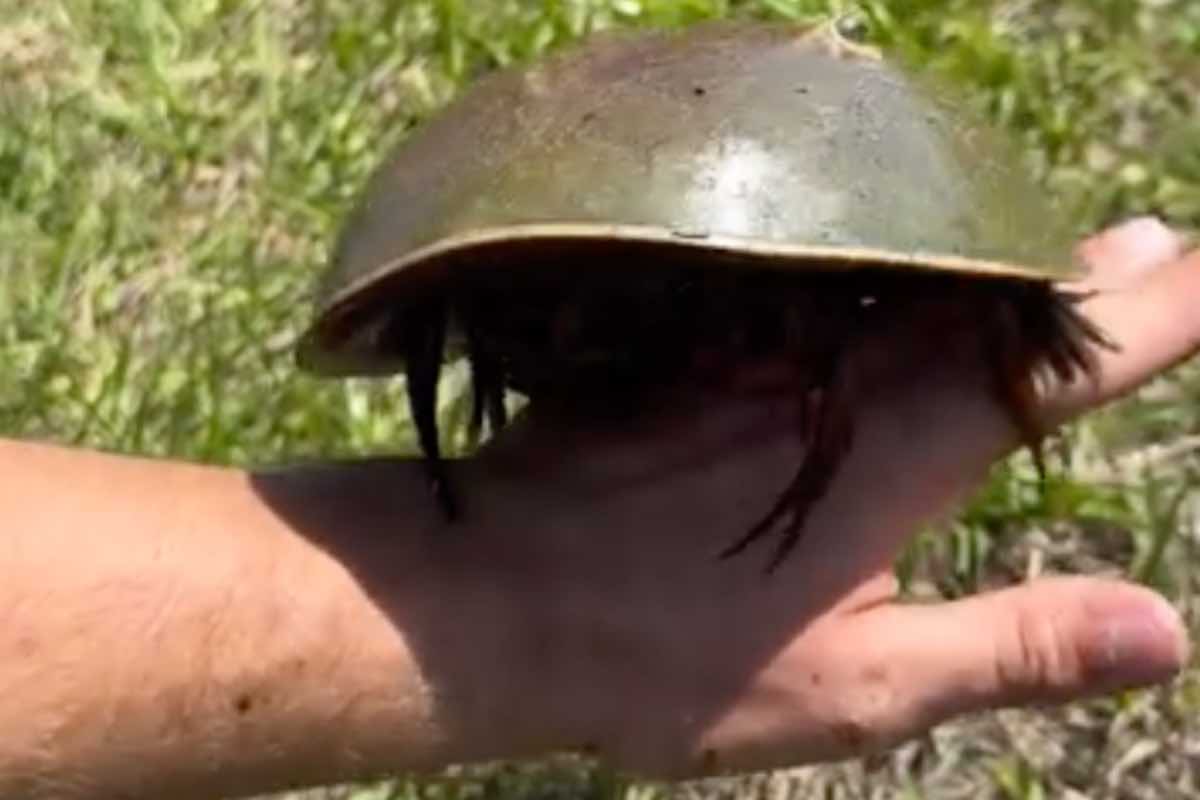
[225,461,572,784]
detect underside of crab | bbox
[380,256,1116,573]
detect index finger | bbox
[1045,246,1200,425]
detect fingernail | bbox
[1122,217,1187,256]
[1121,218,1185,261]
[1084,593,1189,690]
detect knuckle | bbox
[995,602,1077,700]
[822,657,900,755]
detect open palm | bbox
[438,218,1200,776]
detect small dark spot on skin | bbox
[234,694,254,715]
[693,86,707,97]
[796,85,810,94]
[832,720,867,751]
[862,663,888,685]
[810,671,823,686]
[581,111,597,124]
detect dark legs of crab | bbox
[719,339,858,574]
[463,305,509,442]
[718,287,1117,575]
[399,299,459,521]
[393,281,1114,571]
[984,287,1118,484]
[396,298,511,525]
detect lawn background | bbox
[2,0,1199,797]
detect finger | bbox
[837,577,1188,740]
[1074,217,1192,292]
[1046,247,1200,423]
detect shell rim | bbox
[297,222,1086,376]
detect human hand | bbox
[2,221,1193,800]
[432,217,1199,777]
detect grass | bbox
[2,0,1199,797]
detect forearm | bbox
[0,439,544,799]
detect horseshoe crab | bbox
[297,19,1114,571]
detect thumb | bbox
[857,577,1189,733]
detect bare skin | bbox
[0,219,1197,799]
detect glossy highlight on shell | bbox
[297,19,1119,572]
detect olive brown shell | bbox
[298,20,1084,377]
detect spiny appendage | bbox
[398,298,459,521]
[1047,289,1120,376]
[987,286,1119,483]
[716,283,1117,574]
[718,342,858,574]
[986,294,1049,478]
[462,302,509,443]
[714,286,859,573]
